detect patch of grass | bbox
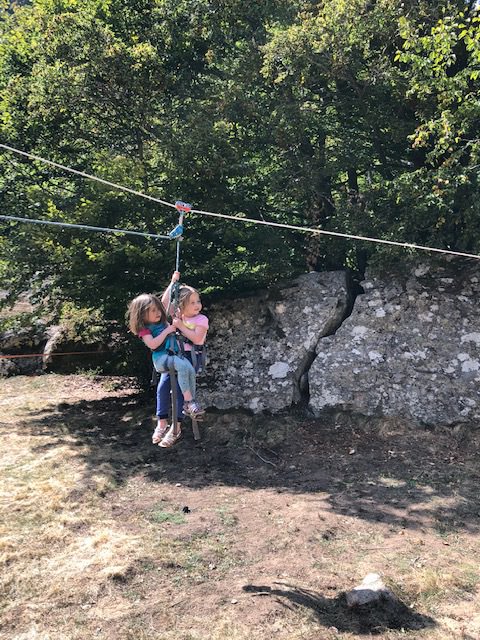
[433,518,460,538]
[390,560,480,611]
[76,366,103,377]
[416,565,480,604]
[149,509,186,525]
[216,506,239,527]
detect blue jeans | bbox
[156,352,197,421]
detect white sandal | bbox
[159,427,182,448]
[152,423,168,444]
[183,401,205,417]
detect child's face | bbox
[146,305,163,324]
[182,292,202,317]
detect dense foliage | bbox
[1,0,479,324]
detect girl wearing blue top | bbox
[127,293,204,447]
[154,271,209,446]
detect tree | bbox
[0,0,299,324]
[393,2,480,253]
[1,0,479,331]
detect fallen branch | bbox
[246,445,278,467]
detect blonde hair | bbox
[177,285,200,312]
[127,293,166,334]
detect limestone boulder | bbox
[0,319,48,375]
[309,260,480,426]
[199,271,351,412]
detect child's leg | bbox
[159,355,201,447]
[174,356,205,417]
[173,356,196,401]
[156,372,171,423]
[165,366,183,439]
[159,364,184,448]
[150,364,168,443]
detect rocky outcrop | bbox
[0,321,110,376]
[199,258,480,427]
[308,260,480,426]
[0,319,48,376]
[4,259,480,428]
[199,271,351,412]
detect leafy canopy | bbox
[1,0,479,327]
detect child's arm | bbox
[161,271,180,316]
[172,318,208,345]
[140,324,176,351]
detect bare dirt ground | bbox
[1,374,480,640]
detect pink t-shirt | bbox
[181,313,209,350]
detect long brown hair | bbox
[127,293,167,334]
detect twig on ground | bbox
[246,445,278,467]
[169,598,186,608]
[264,447,280,458]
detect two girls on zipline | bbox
[127,271,208,448]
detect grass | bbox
[149,509,187,525]
[215,506,239,527]
[2,374,480,640]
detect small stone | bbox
[346,573,395,607]
[231,599,238,604]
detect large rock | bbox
[200,271,351,412]
[309,260,480,426]
[0,319,48,376]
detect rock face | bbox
[199,271,351,412]
[4,259,480,428]
[0,320,48,376]
[309,260,480,426]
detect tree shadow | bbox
[242,583,436,635]
[13,379,480,535]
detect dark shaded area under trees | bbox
[0,1,479,347]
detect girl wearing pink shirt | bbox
[152,272,209,448]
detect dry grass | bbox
[1,374,480,639]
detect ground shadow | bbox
[242,583,435,635]
[11,377,480,534]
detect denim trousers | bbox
[156,352,198,420]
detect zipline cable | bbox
[190,207,480,261]
[2,142,480,261]
[0,143,176,210]
[0,214,170,241]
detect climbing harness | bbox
[176,334,208,375]
[159,200,203,441]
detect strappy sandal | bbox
[152,424,168,444]
[159,427,182,448]
[183,401,205,417]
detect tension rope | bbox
[1,142,480,261]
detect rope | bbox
[0,351,108,359]
[0,214,170,241]
[2,142,480,261]
[0,143,176,209]
[190,207,480,261]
